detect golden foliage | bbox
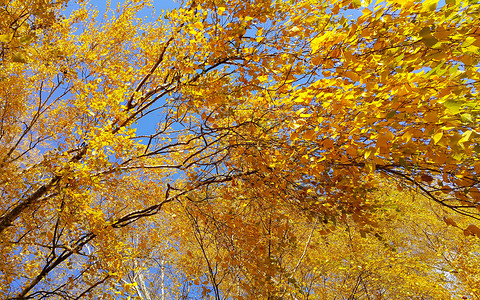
[1,0,480,298]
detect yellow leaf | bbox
[365,162,376,173]
[458,130,472,145]
[194,22,204,31]
[305,15,316,23]
[433,131,443,144]
[422,0,438,11]
[290,26,301,33]
[311,36,325,53]
[364,148,373,159]
[0,33,13,43]
[257,75,268,82]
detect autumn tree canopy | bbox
[1,0,480,298]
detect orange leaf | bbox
[465,224,480,237]
[443,217,457,227]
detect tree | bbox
[0,0,479,298]
[0,0,69,64]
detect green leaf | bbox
[419,27,431,38]
[448,64,459,75]
[20,35,33,44]
[12,52,27,63]
[399,157,407,168]
[422,36,439,48]
[462,36,476,47]
[444,99,462,114]
[461,113,473,123]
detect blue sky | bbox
[60,0,183,140]
[64,0,180,20]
